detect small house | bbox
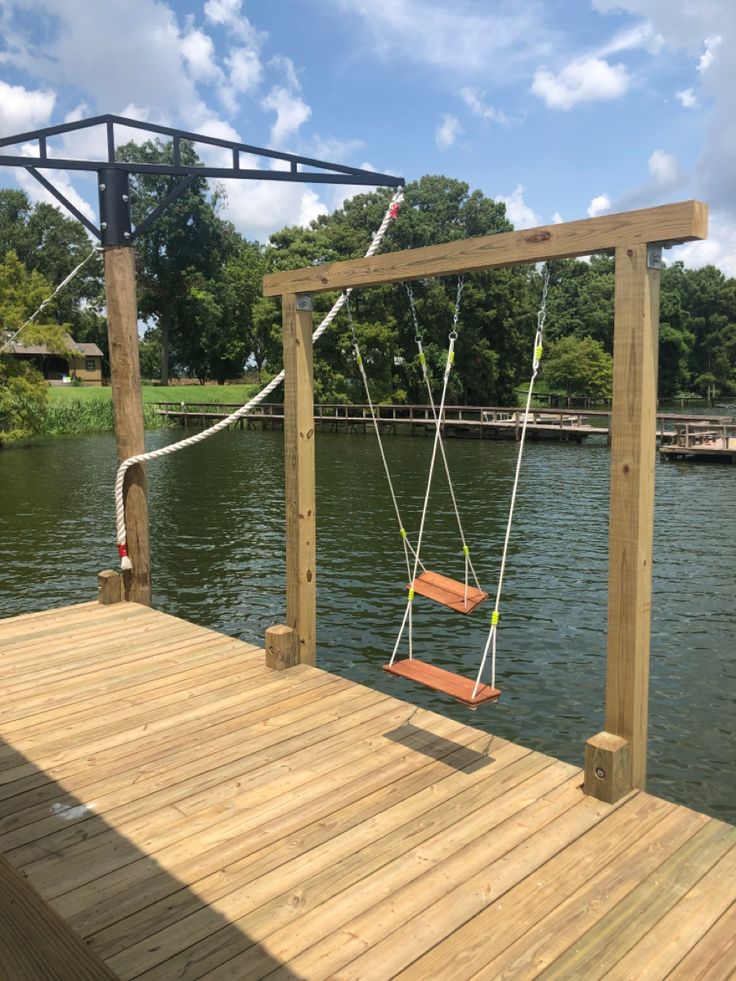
[2,336,104,386]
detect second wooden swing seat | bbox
[409,570,488,614]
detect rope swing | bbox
[382,262,552,707]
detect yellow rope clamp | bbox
[491,610,500,626]
[535,344,543,361]
[463,544,470,556]
[418,352,425,366]
[408,588,415,601]
[448,350,455,366]
[400,527,407,539]
[356,353,363,367]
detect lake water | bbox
[1,427,734,822]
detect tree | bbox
[542,335,613,401]
[118,139,240,384]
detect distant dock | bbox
[154,401,734,445]
[660,421,736,463]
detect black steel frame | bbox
[0,114,403,245]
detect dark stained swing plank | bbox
[409,571,488,615]
[383,658,501,707]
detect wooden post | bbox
[586,243,661,801]
[265,624,299,670]
[97,569,123,605]
[279,292,316,665]
[104,246,151,605]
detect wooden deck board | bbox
[1,602,734,980]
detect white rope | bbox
[472,262,550,697]
[114,188,404,569]
[0,246,102,354]
[390,329,457,665]
[407,281,482,596]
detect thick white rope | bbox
[472,262,550,697]
[0,246,102,354]
[114,188,404,569]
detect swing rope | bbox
[390,278,464,665]
[345,295,424,584]
[406,281,481,602]
[472,261,551,697]
[113,188,404,570]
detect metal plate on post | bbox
[296,293,313,311]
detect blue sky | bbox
[0,0,734,273]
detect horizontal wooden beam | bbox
[263,200,707,296]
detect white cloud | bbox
[226,47,262,93]
[330,0,552,80]
[596,22,663,57]
[532,56,629,110]
[435,114,461,151]
[219,177,328,241]
[459,87,508,124]
[497,184,541,228]
[676,88,697,109]
[15,143,96,226]
[648,149,679,187]
[269,55,300,92]
[180,27,222,83]
[203,0,240,24]
[697,34,721,75]
[676,213,736,278]
[262,86,311,145]
[0,81,55,135]
[551,211,564,224]
[587,193,611,217]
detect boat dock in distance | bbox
[154,401,735,445]
[660,421,736,463]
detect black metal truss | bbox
[0,114,403,243]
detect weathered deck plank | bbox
[1,602,734,980]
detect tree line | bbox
[1,145,735,432]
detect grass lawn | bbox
[48,383,262,404]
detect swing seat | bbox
[383,658,501,707]
[409,571,488,614]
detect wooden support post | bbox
[104,246,151,605]
[281,292,316,665]
[586,242,660,802]
[265,624,299,670]
[97,569,123,605]
[584,731,631,804]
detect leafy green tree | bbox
[118,139,240,384]
[542,335,613,401]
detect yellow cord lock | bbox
[448,350,455,366]
[400,527,407,539]
[463,544,470,556]
[418,352,425,366]
[535,344,543,361]
[408,588,415,602]
[491,610,500,626]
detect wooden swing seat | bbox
[383,658,501,707]
[409,570,488,614]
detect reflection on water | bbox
[1,428,734,822]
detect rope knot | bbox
[118,543,132,571]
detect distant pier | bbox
[154,401,734,445]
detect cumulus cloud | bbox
[532,56,629,110]
[587,193,611,217]
[697,34,721,75]
[497,185,541,228]
[0,81,55,135]
[262,87,311,145]
[180,26,222,82]
[648,148,680,187]
[676,88,697,109]
[435,115,461,151]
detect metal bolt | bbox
[123,231,131,240]
[595,766,606,779]
[99,183,106,191]
[101,222,107,230]
[122,194,129,202]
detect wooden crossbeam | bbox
[263,201,707,296]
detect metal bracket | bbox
[296,293,313,312]
[647,245,663,269]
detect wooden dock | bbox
[660,422,736,463]
[2,600,735,980]
[153,400,732,443]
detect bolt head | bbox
[595,766,606,779]
[122,194,129,202]
[101,222,108,230]
[99,183,106,190]
[123,232,131,240]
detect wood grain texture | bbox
[282,293,317,665]
[410,571,488,614]
[605,243,661,793]
[104,246,150,605]
[384,658,501,705]
[263,200,707,295]
[0,602,732,981]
